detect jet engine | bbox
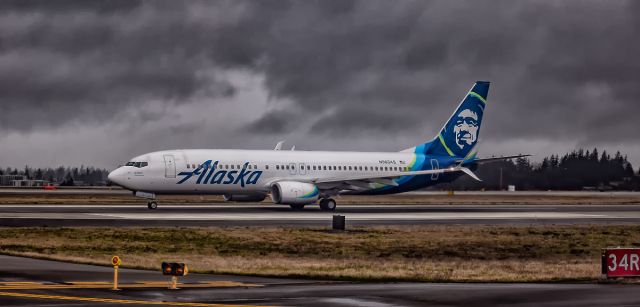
[223,193,267,202]
[270,181,319,205]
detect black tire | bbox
[319,199,329,210]
[325,198,337,211]
[147,201,158,210]
[289,204,305,210]
[319,198,336,211]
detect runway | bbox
[1,203,640,226]
[0,255,638,307]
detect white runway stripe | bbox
[90,212,607,220]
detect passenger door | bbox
[164,155,176,178]
[299,163,307,175]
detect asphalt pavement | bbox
[1,203,640,226]
[0,255,639,306]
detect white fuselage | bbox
[108,149,420,195]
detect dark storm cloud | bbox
[0,0,639,148]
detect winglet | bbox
[274,141,284,151]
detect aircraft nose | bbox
[108,168,124,187]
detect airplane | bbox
[108,81,526,210]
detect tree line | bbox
[0,166,109,186]
[442,148,639,191]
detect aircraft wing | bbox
[293,166,481,191]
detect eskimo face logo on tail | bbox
[453,109,478,149]
[176,160,262,187]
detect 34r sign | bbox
[602,248,640,277]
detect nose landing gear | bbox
[147,201,158,210]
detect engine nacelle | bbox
[271,181,319,205]
[223,194,267,202]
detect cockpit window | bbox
[126,162,148,168]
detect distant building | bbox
[0,175,25,186]
[11,179,49,187]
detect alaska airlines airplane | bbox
[108,81,522,210]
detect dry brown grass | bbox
[0,225,637,282]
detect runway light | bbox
[161,262,188,276]
[111,256,122,291]
[161,262,188,290]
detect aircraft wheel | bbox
[147,201,158,210]
[319,199,328,210]
[289,204,305,210]
[319,198,336,211]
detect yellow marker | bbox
[111,256,122,291]
[111,255,122,266]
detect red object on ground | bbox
[602,248,640,277]
[43,185,56,190]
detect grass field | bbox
[0,225,637,282]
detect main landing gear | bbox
[319,198,337,211]
[147,201,158,210]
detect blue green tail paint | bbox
[419,81,489,159]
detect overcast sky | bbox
[1,0,639,170]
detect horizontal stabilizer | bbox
[460,167,481,181]
[473,154,531,164]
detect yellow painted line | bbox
[0,281,262,290]
[68,281,112,285]
[0,282,42,285]
[0,291,269,307]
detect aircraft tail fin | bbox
[410,81,489,159]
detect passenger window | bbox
[313,166,316,170]
[266,165,269,170]
[187,164,190,169]
[254,165,257,169]
[307,165,310,170]
[286,165,289,170]
[276,165,279,170]
[323,166,326,170]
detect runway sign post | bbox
[111,256,122,290]
[162,262,188,289]
[602,248,640,278]
[332,215,345,230]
